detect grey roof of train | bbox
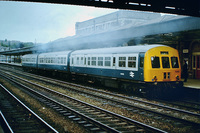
[71,44,165,55]
[38,51,71,57]
[22,44,166,57]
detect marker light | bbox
[176,75,179,81]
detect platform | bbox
[183,79,200,89]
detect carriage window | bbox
[64,57,66,64]
[151,56,160,68]
[51,57,53,63]
[88,57,90,65]
[105,57,111,66]
[171,57,179,68]
[140,57,144,68]
[113,57,116,66]
[53,58,56,63]
[58,57,60,64]
[61,57,64,64]
[80,57,84,65]
[119,57,126,67]
[128,57,136,68]
[84,57,86,65]
[71,57,74,65]
[162,57,170,68]
[92,57,96,66]
[77,57,79,65]
[98,57,103,66]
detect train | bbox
[21,44,183,96]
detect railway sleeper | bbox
[92,112,101,115]
[90,127,101,131]
[96,114,107,117]
[73,118,81,121]
[84,123,93,127]
[68,115,76,119]
[116,122,127,126]
[78,121,87,124]
[63,113,72,116]
[59,110,68,113]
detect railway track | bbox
[0,65,200,132]
[0,71,165,132]
[0,84,58,133]
[4,66,200,113]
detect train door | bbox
[196,55,200,79]
[192,54,200,79]
[138,53,144,81]
[112,54,117,69]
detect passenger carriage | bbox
[37,51,71,72]
[21,54,38,69]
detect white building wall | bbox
[75,10,161,36]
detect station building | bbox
[75,10,161,36]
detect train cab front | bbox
[144,46,183,89]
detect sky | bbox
[0,1,118,43]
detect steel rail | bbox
[0,84,59,133]
[0,110,13,133]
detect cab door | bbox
[138,53,144,81]
[196,55,200,79]
[193,55,200,79]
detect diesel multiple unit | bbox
[22,44,182,93]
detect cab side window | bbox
[171,57,179,68]
[151,56,160,68]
